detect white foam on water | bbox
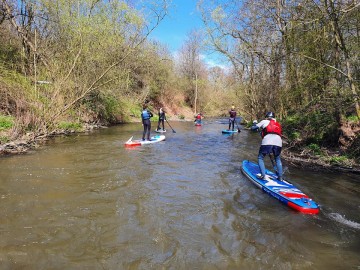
[328,213,360,229]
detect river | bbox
[0,119,359,269]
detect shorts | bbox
[259,145,282,156]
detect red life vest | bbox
[261,119,282,138]
[196,114,201,119]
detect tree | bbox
[177,29,206,113]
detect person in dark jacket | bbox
[141,104,153,141]
[156,108,166,131]
[228,105,237,131]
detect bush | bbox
[328,156,352,167]
[308,143,321,155]
[0,136,10,144]
[0,115,14,131]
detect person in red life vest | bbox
[141,104,153,141]
[228,105,237,131]
[194,113,203,125]
[251,111,283,181]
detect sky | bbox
[148,0,226,68]
[149,0,203,52]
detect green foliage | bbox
[307,143,321,155]
[178,114,185,120]
[289,131,301,140]
[328,155,352,167]
[0,136,10,144]
[346,115,359,123]
[283,109,336,146]
[58,121,82,131]
[0,115,14,131]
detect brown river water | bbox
[0,119,359,269]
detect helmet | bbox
[253,120,258,124]
[231,106,235,109]
[265,112,275,118]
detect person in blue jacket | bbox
[251,111,283,181]
[141,104,153,141]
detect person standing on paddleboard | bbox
[251,111,283,181]
[228,105,237,131]
[141,104,153,141]
[156,108,166,131]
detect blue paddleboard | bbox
[222,129,239,134]
[241,160,319,214]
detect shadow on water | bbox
[0,118,359,269]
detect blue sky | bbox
[149,0,203,52]
[148,0,226,68]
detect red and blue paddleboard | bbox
[241,160,319,214]
[124,135,166,147]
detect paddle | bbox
[269,154,278,174]
[235,118,241,133]
[165,119,176,133]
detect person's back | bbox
[251,111,283,180]
[141,105,153,140]
[228,106,236,130]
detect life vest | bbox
[196,114,201,119]
[261,119,282,138]
[141,110,151,120]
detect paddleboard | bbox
[124,135,166,147]
[195,123,202,126]
[155,129,166,133]
[241,160,319,214]
[222,129,239,134]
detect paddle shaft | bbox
[269,153,279,175]
[165,119,176,133]
[235,118,241,132]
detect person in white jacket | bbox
[251,112,283,181]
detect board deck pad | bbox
[124,135,166,147]
[241,160,319,214]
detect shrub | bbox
[308,143,321,155]
[0,115,14,131]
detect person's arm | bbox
[251,121,260,131]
